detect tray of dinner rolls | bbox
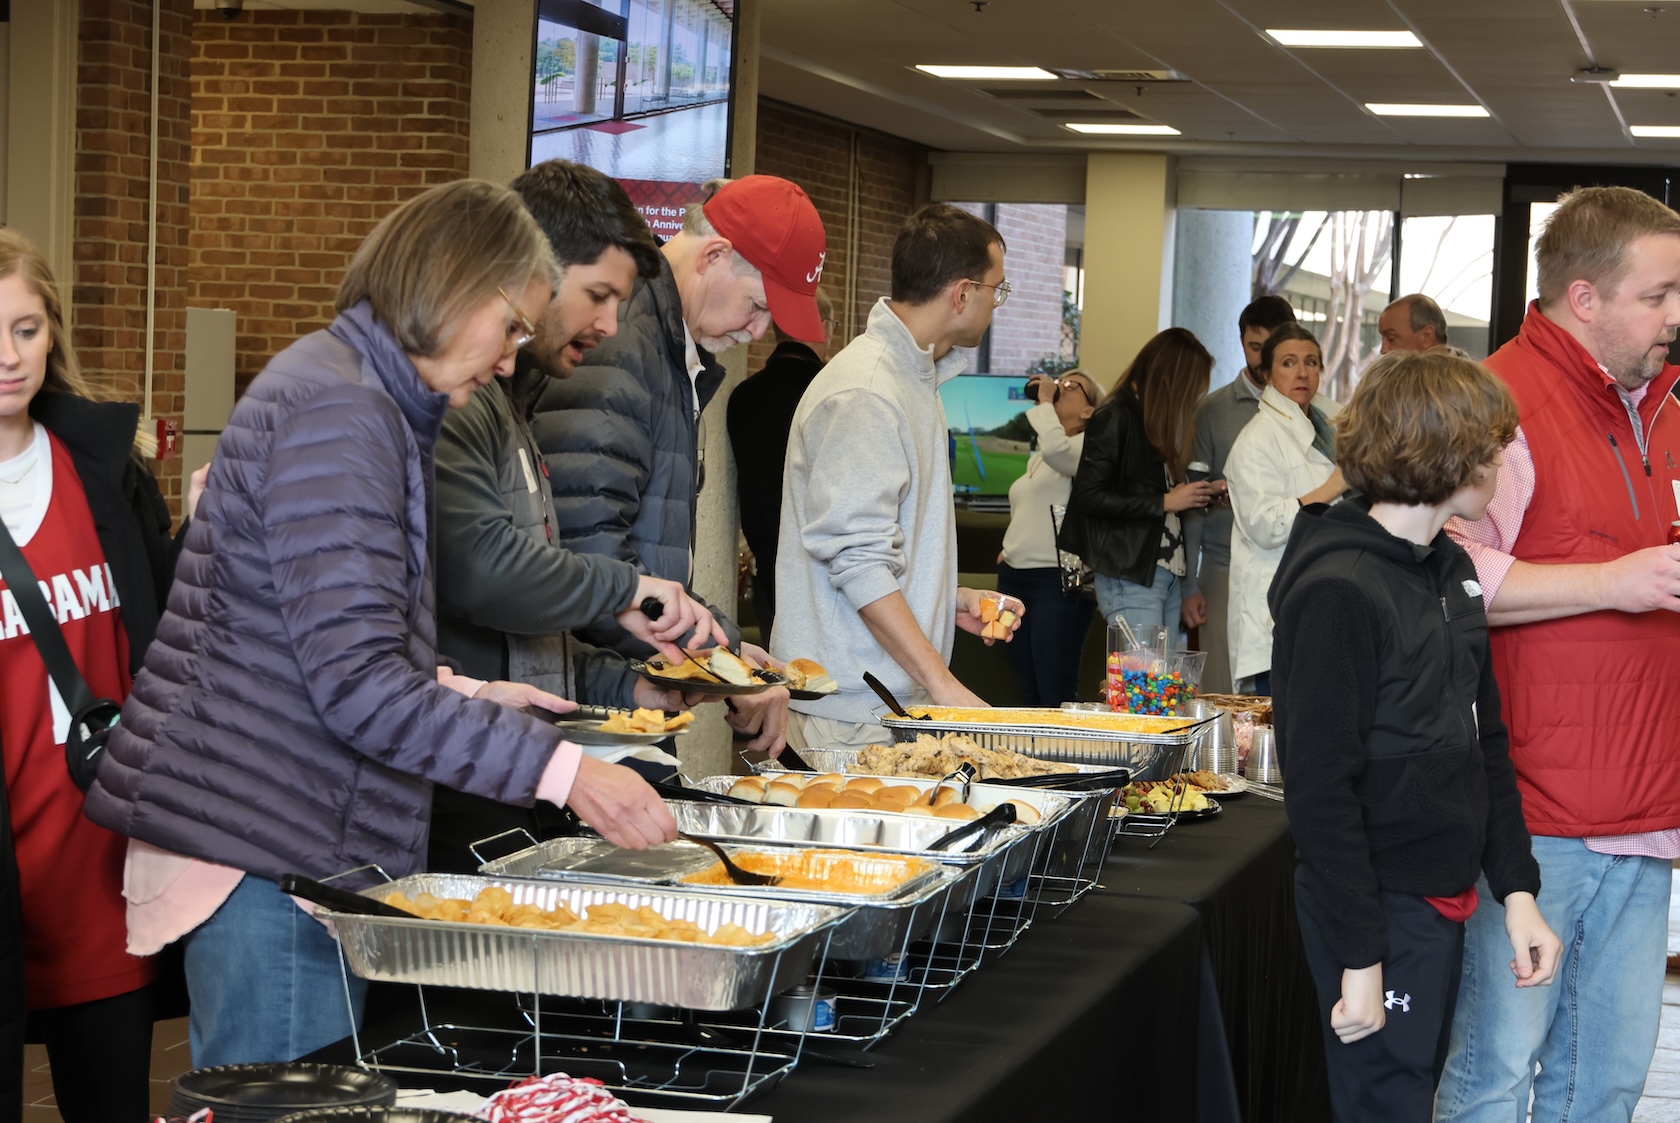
[321,874,849,1010]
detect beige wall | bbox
[1079,153,1175,388]
[5,0,78,296]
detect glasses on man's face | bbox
[498,287,537,352]
[966,278,1013,308]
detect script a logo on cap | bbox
[806,249,826,286]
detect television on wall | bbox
[527,0,737,237]
[938,373,1038,500]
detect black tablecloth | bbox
[1109,797,1331,1123]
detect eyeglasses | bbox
[965,278,1013,308]
[498,287,537,351]
[1055,378,1092,405]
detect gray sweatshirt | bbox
[770,298,967,724]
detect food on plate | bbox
[1172,770,1230,792]
[727,766,1043,824]
[1198,693,1274,725]
[902,707,1197,737]
[380,886,773,946]
[645,647,775,686]
[782,657,839,694]
[1122,780,1211,814]
[683,847,932,893]
[705,646,756,685]
[597,707,695,735]
[856,733,1079,782]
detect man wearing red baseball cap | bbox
[532,175,827,754]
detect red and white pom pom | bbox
[478,1073,644,1123]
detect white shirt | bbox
[0,423,53,545]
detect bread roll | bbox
[902,804,939,817]
[930,786,960,808]
[1003,799,1041,826]
[796,788,835,809]
[764,781,802,807]
[876,786,919,806]
[934,803,980,821]
[728,777,766,803]
[706,647,756,685]
[829,791,871,810]
[846,777,884,794]
[813,773,847,788]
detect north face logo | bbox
[1384,990,1411,1013]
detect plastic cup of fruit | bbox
[977,591,1021,642]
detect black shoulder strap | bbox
[0,518,98,718]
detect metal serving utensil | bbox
[678,833,782,886]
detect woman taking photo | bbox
[1225,323,1345,694]
[0,230,190,1121]
[85,180,683,1069]
[1061,328,1219,643]
[997,370,1100,705]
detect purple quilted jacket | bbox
[84,302,564,886]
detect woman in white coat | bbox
[1225,324,1347,693]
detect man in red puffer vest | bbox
[1437,186,1680,1122]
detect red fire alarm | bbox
[156,417,178,460]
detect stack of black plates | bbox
[274,1110,479,1123]
[168,1063,398,1123]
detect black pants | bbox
[995,563,1094,707]
[27,987,155,1122]
[1295,868,1464,1123]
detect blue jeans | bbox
[183,873,370,1067]
[1433,836,1670,1122]
[996,563,1095,706]
[1095,570,1183,646]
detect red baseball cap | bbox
[702,176,828,342]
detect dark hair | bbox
[509,159,662,279]
[1259,322,1320,375]
[1106,327,1214,479]
[1337,351,1518,505]
[1238,294,1296,335]
[891,204,1006,305]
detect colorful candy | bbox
[1105,652,1193,716]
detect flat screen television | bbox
[938,373,1038,500]
[527,0,736,233]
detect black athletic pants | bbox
[1295,867,1465,1123]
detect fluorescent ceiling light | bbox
[1266,29,1422,48]
[915,65,1058,80]
[1064,123,1182,135]
[1613,74,1680,88]
[1366,102,1489,117]
[1631,125,1680,138]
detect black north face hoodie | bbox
[1268,499,1540,968]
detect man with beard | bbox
[533,175,827,752]
[771,204,1023,751]
[427,161,727,870]
[1434,186,1680,1123]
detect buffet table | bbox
[1110,797,1331,1122]
[312,798,1329,1121]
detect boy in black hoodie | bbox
[1269,350,1560,1122]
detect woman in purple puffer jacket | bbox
[85,180,678,1069]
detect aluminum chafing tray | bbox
[877,707,1213,773]
[322,874,847,1011]
[476,837,719,884]
[687,775,1076,832]
[754,747,1118,779]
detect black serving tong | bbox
[863,672,929,720]
[991,768,1131,791]
[279,873,419,920]
[647,779,760,806]
[927,802,1017,853]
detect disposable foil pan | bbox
[878,709,1211,773]
[323,874,848,1011]
[758,747,1119,779]
[475,837,719,884]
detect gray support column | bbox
[1172,208,1254,385]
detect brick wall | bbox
[75,0,196,511]
[988,204,1068,377]
[189,10,473,396]
[746,99,930,368]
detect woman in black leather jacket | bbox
[1060,328,1219,640]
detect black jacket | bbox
[1059,388,1168,586]
[726,341,823,620]
[1269,500,1539,969]
[1,393,176,1118]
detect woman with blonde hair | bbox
[85,179,679,1068]
[0,229,191,1121]
[1060,328,1220,642]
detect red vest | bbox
[1488,305,1680,837]
[0,432,153,1008]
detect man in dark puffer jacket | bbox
[532,174,828,750]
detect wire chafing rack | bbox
[318,870,849,1109]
